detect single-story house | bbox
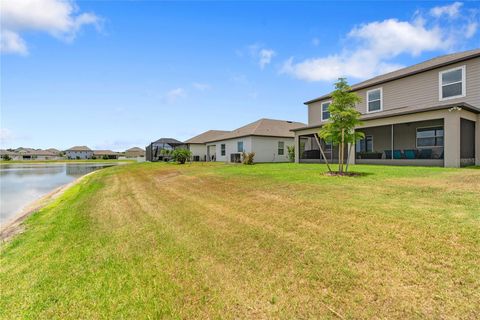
[184,130,229,161]
[93,150,119,159]
[204,118,305,163]
[293,49,480,167]
[124,147,146,158]
[0,149,22,160]
[146,138,185,162]
[65,146,94,159]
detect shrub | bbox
[1,154,12,161]
[172,148,192,164]
[241,152,255,165]
[287,146,295,162]
[102,155,109,160]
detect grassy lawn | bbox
[1,162,479,319]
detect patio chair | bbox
[418,149,432,159]
[393,150,403,159]
[384,150,392,159]
[403,149,416,159]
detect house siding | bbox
[251,136,294,162]
[188,144,207,161]
[307,57,480,126]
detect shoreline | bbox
[0,171,97,243]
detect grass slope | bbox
[1,163,479,319]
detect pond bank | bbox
[0,171,96,242]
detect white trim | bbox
[366,87,383,113]
[415,125,445,149]
[438,65,466,101]
[321,100,332,121]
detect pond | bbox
[0,163,117,225]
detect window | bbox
[321,101,331,121]
[221,144,226,156]
[324,141,332,152]
[278,141,285,155]
[356,136,373,152]
[367,88,382,113]
[237,141,244,152]
[439,66,465,100]
[416,127,444,148]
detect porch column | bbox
[444,111,461,168]
[294,134,300,163]
[476,114,480,166]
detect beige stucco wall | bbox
[206,136,293,163]
[251,136,294,162]
[206,137,253,162]
[307,57,480,126]
[188,144,207,161]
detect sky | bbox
[1,0,479,151]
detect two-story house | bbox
[65,146,94,160]
[293,49,480,168]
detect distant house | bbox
[65,146,94,159]
[204,118,305,163]
[12,148,62,160]
[93,150,119,159]
[45,148,62,156]
[146,138,185,162]
[0,149,21,160]
[125,147,145,158]
[184,130,229,161]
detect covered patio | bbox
[355,119,445,166]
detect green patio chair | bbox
[403,149,416,159]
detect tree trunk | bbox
[345,143,353,173]
[314,133,332,173]
[339,129,345,174]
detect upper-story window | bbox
[321,101,331,121]
[366,88,382,113]
[439,65,465,101]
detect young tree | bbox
[319,78,364,174]
[172,148,192,164]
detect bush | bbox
[172,148,192,164]
[241,152,255,165]
[1,154,12,161]
[287,145,295,162]
[102,155,109,160]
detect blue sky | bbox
[1,1,479,150]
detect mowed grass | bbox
[1,162,479,319]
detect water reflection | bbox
[0,163,116,224]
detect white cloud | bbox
[0,128,16,146]
[258,49,275,69]
[192,82,211,91]
[465,22,478,38]
[282,3,478,82]
[245,43,276,69]
[0,30,28,55]
[430,2,463,18]
[0,0,101,55]
[165,88,186,103]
